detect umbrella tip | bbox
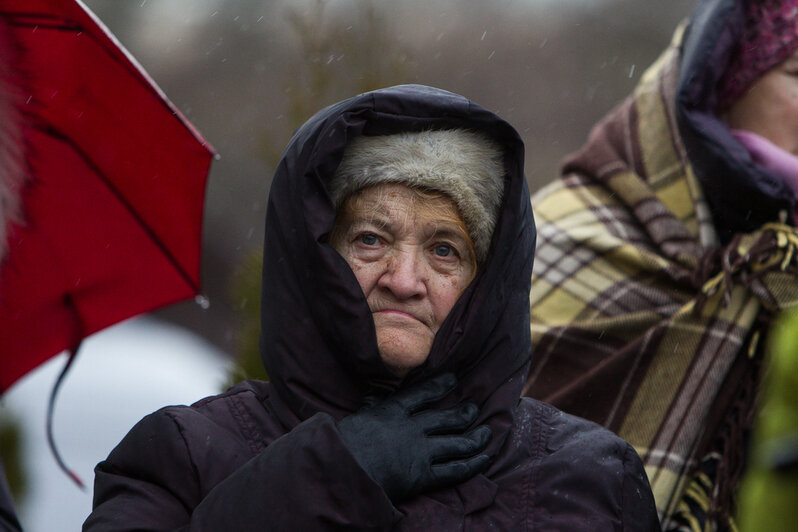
[68,470,87,492]
[194,294,211,310]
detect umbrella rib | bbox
[0,12,82,31]
[38,123,201,293]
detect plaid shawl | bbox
[523,29,798,530]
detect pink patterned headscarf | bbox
[716,0,798,110]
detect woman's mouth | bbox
[375,309,417,320]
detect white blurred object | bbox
[2,316,232,532]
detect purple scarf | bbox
[732,129,798,222]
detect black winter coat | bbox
[84,85,660,531]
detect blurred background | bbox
[1,0,698,529]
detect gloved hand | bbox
[337,373,492,503]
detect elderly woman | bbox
[84,85,659,530]
[523,0,798,530]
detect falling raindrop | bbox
[195,294,211,310]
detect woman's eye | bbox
[433,244,455,257]
[358,233,379,246]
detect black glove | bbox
[337,373,492,503]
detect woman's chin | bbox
[376,329,433,376]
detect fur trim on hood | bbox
[328,129,505,262]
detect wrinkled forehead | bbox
[338,183,465,228]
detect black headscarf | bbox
[259,85,535,462]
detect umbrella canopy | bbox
[0,0,215,392]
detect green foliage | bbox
[227,0,414,387]
[736,309,798,531]
[226,249,268,386]
[0,411,26,506]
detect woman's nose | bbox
[377,249,427,299]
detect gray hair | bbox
[328,129,505,262]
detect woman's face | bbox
[724,48,798,155]
[331,184,476,376]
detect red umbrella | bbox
[0,0,214,391]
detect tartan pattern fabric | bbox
[523,29,798,530]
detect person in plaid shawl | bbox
[523,0,798,530]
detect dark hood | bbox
[258,85,535,460]
[676,0,793,242]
